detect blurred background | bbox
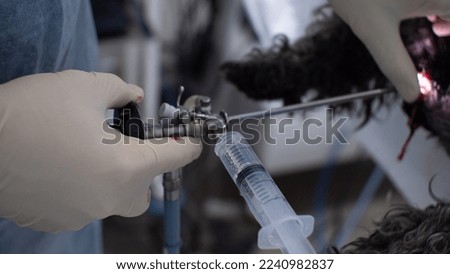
[91,0,450,254]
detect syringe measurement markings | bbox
[225,142,278,203]
[249,179,275,203]
[228,147,247,164]
[253,182,268,196]
[224,146,246,175]
[226,145,259,177]
[255,187,265,195]
[259,194,271,203]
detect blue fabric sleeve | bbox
[0,0,98,83]
[0,0,102,253]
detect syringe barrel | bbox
[215,132,315,254]
[214,132,295,229]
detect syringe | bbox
[214,131,316,254]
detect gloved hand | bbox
[329,0,450,102]
[428,15,450,36]
[0,70,202,232]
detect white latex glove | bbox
[0,70,202,232]
[329,0,450,103]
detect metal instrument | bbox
[139,88,393,140]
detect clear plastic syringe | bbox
[214,131,316,254]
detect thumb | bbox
[87,71,144,108]
[350,16,420,102]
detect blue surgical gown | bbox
[0,0,102,253]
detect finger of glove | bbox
[131,137,202,176]
[115,137,202,217]
[86,72,144,108]
[350,17,420,102]
[118,187,152,218]
[432,18,450,37]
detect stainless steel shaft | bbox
[227,88,393,123]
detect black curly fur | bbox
[340,203,450,254]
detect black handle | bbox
[113,102,146,139]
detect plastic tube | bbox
[163,170,182,254]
